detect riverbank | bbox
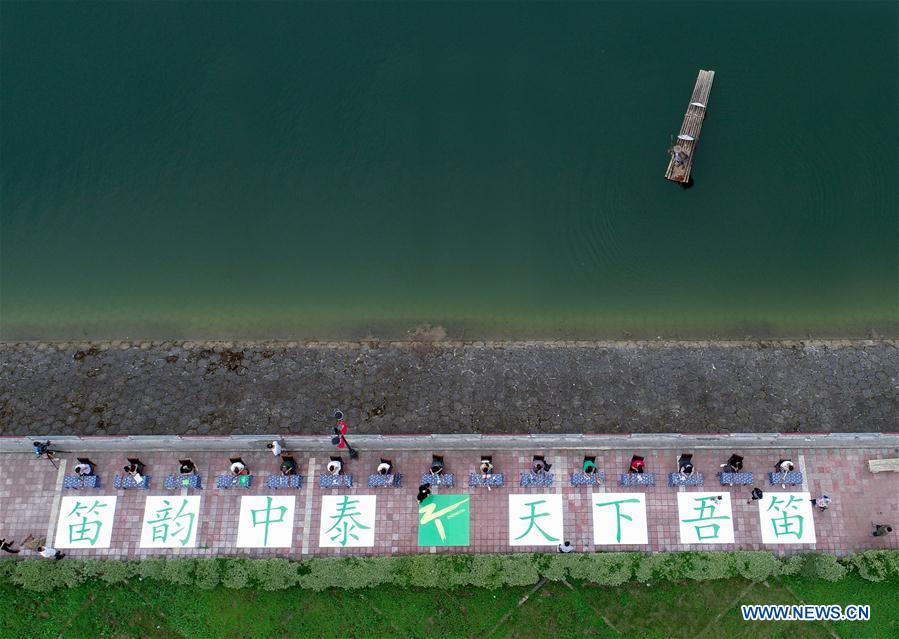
[1,340,895,436]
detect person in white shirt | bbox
[267,441,283,456]
[532,457,552,474]
[480,459,495,491]
[230,461,247,475]
[74,463,92,476]
[124,460,145,485]
[774,459,794,488]
[775,459,794,473]
[327,460,342,475]
[36,545,65,560]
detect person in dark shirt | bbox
[280,457,297,476]
[416,483,432,504]
[721,454,744,473]
[33,441,51,457]
[677,454,694,477]
[0,538,20,554]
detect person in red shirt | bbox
[629,455,646,474]
[332,410,358,458]
[334,420,348,447]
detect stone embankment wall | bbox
[1,340,896,435]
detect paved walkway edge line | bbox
[798,453,809,492]
[4,339,896,347]
[4,433,898,453]
[301,458,316,555]
[45,458,66,547]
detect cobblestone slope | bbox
[1,340,896,435]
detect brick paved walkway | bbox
[2,439,896,559]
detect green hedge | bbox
[1,551,896,593]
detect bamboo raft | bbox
[665,69,714,184]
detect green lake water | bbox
[1,1,896,340]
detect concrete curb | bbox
[6,339,897,348]
[3,433,898,453]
